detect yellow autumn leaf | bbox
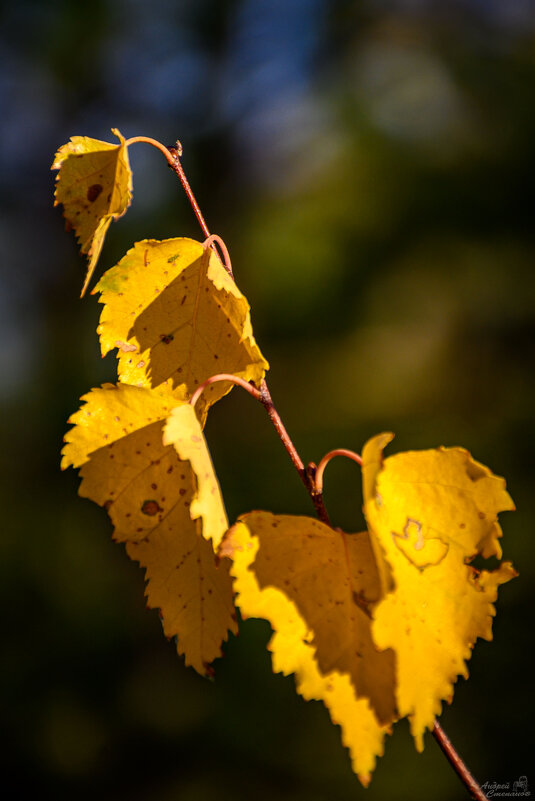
[94,238,269,419]
[52,128,132,296]
[62,383,236,675]
[362,433,516,750]
[220,513,395,785]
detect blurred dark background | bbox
[1,1,534,799]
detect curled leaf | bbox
[62,384,236,674]
[163,404,228,547]
[52,128,132,296]
[220,513,395,785]
[362,433,516,749]
[94,238,269,419]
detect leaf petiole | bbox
[189,373,263,409]
[203,234,234,278]
[124,135,178,166]
[314,448,363,494]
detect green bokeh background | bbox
[1,1,533,799]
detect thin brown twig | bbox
[125,138,234,279]
[150,137,320,510]
[167,141,211,238]
[258,380,305,478]
[258,381,331,525]
[125,136,209,241]
[188,371,332,522]
[432,721,487,801]
[165,136,485,801]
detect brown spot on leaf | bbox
[160,334,174,344]
[87,184,103,202]
[142,499,162,516]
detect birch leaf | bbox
[220,513,395,785]
[52,129,132,296]
[94,238,269,420]
[61,383,236,675]
[362,433,516,749]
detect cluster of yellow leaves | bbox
[56,130,516,786]
[221,435,515,784]
[57,131,268,672]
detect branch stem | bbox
[167,141,211,238]
[258,380,304,477]
[170,141,484,800]
[126,135,210,237]
[125,136,233,277]
[432,721,487,801]
[257,380,330,524]
[162,140,321,512]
